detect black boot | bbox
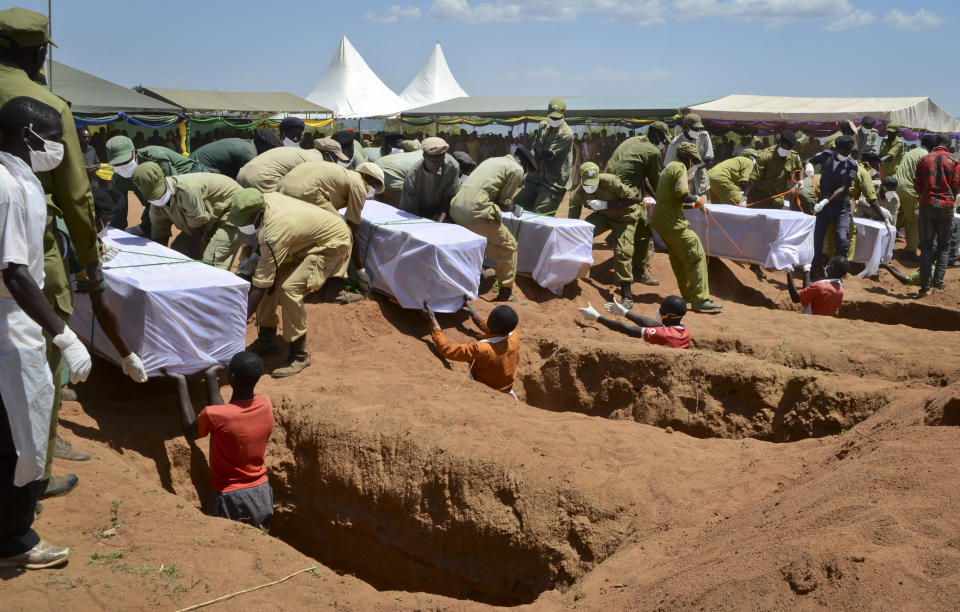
[494,285,527,304]
[248,327,281,356]
[619,282,634,310]
[272,335,311,378]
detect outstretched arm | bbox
[163,370,199,439]
[786,270,801,304]
[625,311,659,327]
[596,315,646,338]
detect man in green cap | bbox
[106,135,208,233]
[894,133,935,260]
[601,121,671,286]
[707,148,758,206]
[743,131,803,210]
[240,192,354,377]
[513,98,573,215]
[568,162,642,307]
[878,122,905,179]
[132,163,243,258]
[651,141,722,313]
[189,129,284,180]
[664,113,713,197]
[0,7,103,495]
[201,188,264,269]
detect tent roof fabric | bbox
[50,61,180,115]
[306,35,406,119]
[399,42,468,109]
[689,94,960,132]
[140,87,329,115]
[402,95,711,118]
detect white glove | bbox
[512,204,523,217]
[101,244,120,263]
[53,327,92,384]
[814,198,829,213]
[804,163,815,178]
[356,267,372,294]
[121,352,148,383]
[782,199,790,209]
[604,297,630,316]
[237,252,259,275]
[577,303,600,321]
[880,207,893,223]
[587,199,608,211]
[737,198,747,207]
[642,197,656,206]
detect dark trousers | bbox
[0,394,42,557]
[812,200,851,275]
[919,205,953,290]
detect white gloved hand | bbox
[642,196,656,206]
[587,199,608,211]
[101,244,120,263]
[53,327,92,384]
[804,162,815,178]
[356,267,372,294]
[512,204,524,217]
[237,252,259,275]
[737,197,748,207]
[880,207,893,223]
[577,302,600,321]
[814,198,829,213]
[782,199,791,209]
[604,297,630,316]
[694,195,706,209]
[121,352,148,383]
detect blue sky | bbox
[18,0,960,115]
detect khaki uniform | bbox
[651,162,709,304]
[664,132,714,196]
[603,135,661,274]
[375,151,422,206]
[707,156,753,205]
[252,194,352,341]
[150,173,242,255]
[236,147,324,193]
[0,63,98,478]
[398,154,461,219]
[513,119,574,214]
[450,155,524,288]
[879,135,905,178]
[748,146,802,209]
[276,161,367,223]
[894,146,928,252]
[568,174,639,282]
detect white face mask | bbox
[366,186,375,199]
[26,127,64,172]
[547,117,563,128]
[686,130,700,140]
[337,159,351,168]
[237,223,257,235]
[390,147,403,155]
[583,184,598,194]
[113,157,138,178]
[282,137,299,147]
[869,168,878,177]
[885,190,896,201]
[836,154,849,162]
[777,146,790,158]
[149,185,172,207]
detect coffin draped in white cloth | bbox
[499,210,594,294]
[69,229,248,377]
[350,201,486,312]
[852,217,896,277]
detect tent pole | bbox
[46,0,52,91]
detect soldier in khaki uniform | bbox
[132,163,242,258]
[568,162,641,307]
[277,160,368,220]
[240,193,353,377]
[878,122,905,179]
[513,98,573,215]
[706,148,758,206]
[0,7,101,493]
[450,146,536,303]
[236,146,324,193]
[201,188,263,270]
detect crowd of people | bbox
[2,5,958,572]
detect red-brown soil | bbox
[3,198,959,610]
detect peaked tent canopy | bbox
[305,36,407,119]
[399,42,468,109]
[50,61,180,115]
[689,95,960,133]
[402,95,711,120]
[138,87,329,115]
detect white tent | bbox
[306,36,406,118]
[689,95,960,132]
[399,42,468,110]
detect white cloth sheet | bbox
[500,210,594,295]
[852,217,896,277]
[350,201,486,312]
[69,229,248,377]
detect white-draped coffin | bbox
[499,211,594,294]
[69,229,248,377]
[350,201,486,312]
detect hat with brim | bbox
[106,135,135,166]
[681,113,705,130]
[132,162,167,202]
[648,121,670,137]
[579,162,601,187]
[421,137,449,155]
[886,122,901,132]
[225,188,265,226]
[92,187,123,218]
[0,8,56,48]
[356,162,385,194]
[740,148,758,159]
[547,98,566,120]
[514,145,537,170]
[676,141,702,164]
[314,137,348,161]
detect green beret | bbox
[132,162,167,202]
[0,8,55,49]
[225,188,265,226]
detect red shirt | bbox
[198,394,274,493]
[914,147,960,208]
[642,324,690,349]
[798,279,844,316]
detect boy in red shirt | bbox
[577,295,691,349]
[786,255,848,316]
[424,299,520,395]
[164,351,274,529]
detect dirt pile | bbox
[924,382,960,426]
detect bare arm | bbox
[247,286,266,319]
[625,311,659,327]
[2,264,65,337]
[89,291,132,356]
[786,271,801,304]
[596,315,646,338]
[164,371,199,439]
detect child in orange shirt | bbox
[425,299,520,395]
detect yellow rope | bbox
[174,565,317,612]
